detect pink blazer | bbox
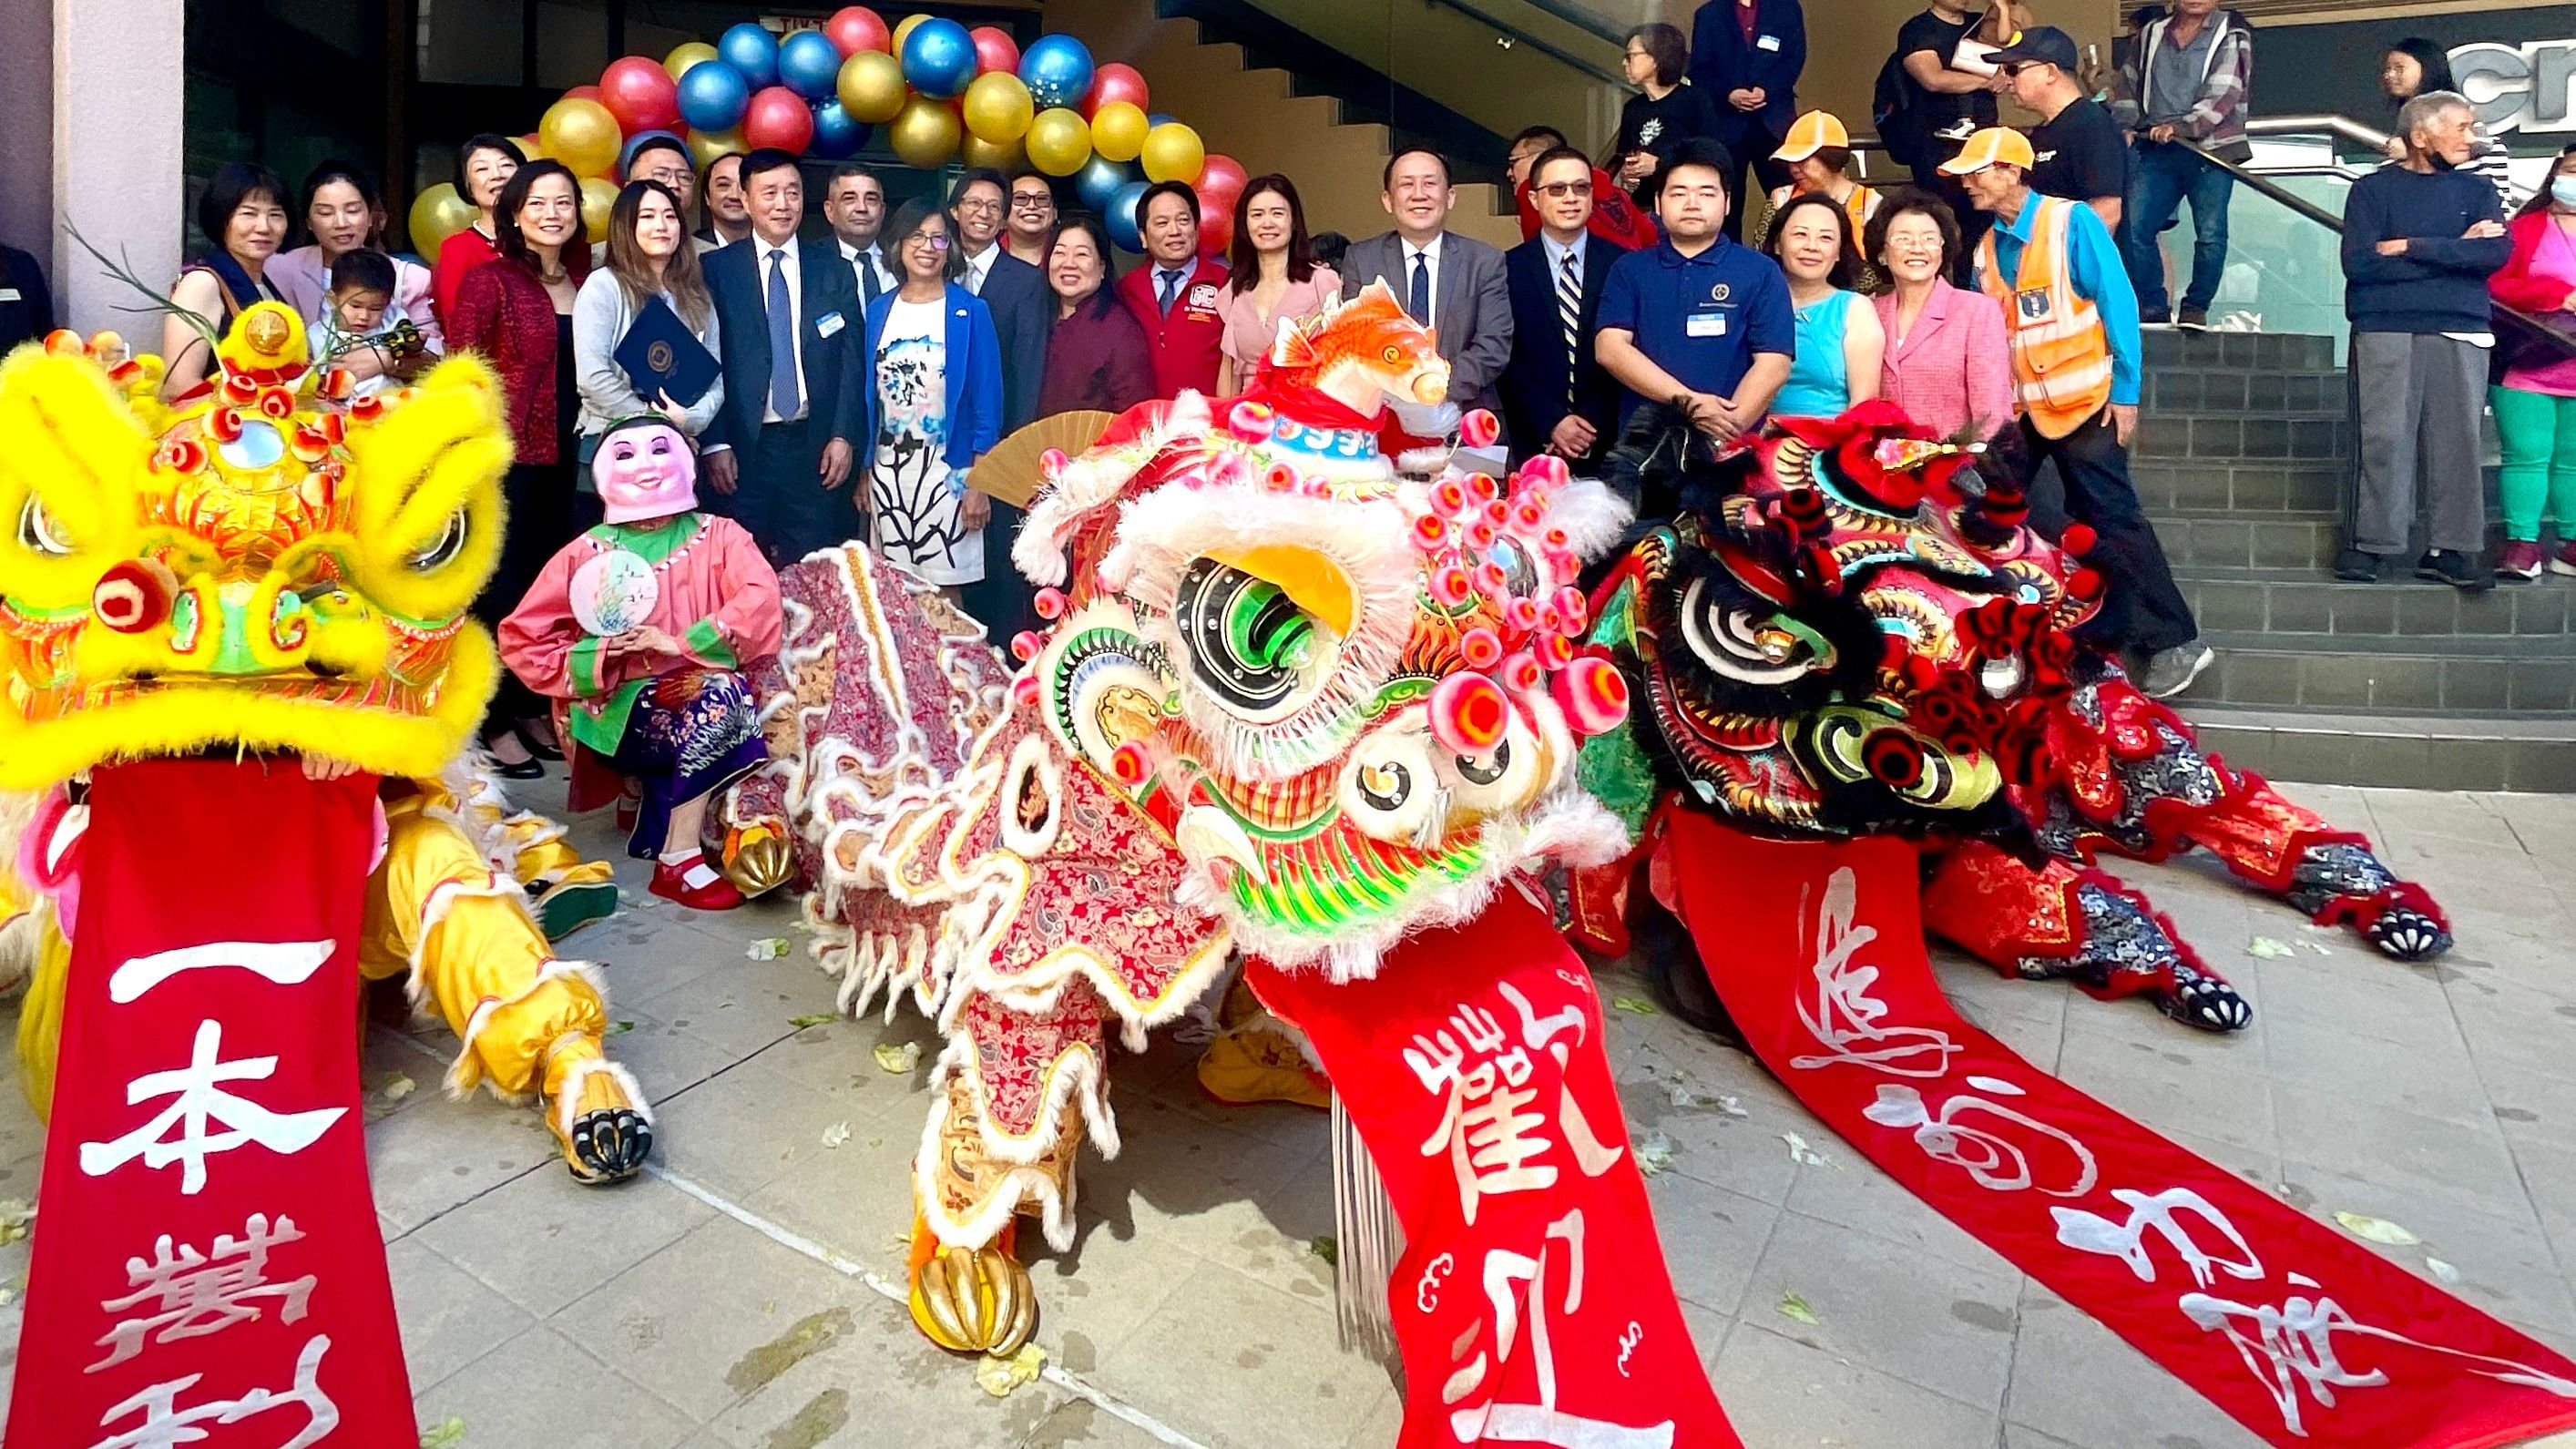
[1873,279,2013,441]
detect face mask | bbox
[2553,175,2576,209]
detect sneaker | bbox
[650,851,744,911]
[2141,640,2214,699]
[2140,307,2174,328]
[2417,549,2497,593]
[2333,548,2381,582]
[2176,306,2209,331]
[2498,540,2545,580]
[2550,540,2576,577]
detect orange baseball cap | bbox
[1772,110,1851,163]
[1937,127,2038,176]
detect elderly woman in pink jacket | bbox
[1866,189,2013,440]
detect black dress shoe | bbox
[515,723,565,761]
[495,756,547,781]
[2417,549,2496,593]
[2333,548,2380,583]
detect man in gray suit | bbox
[1339,148,1514,423]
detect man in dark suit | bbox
[947,168,1048,432]
[1338,148,1513,422]
[1499,147,1626,470]
[701,148,869,564]
[1689,0,1806,240]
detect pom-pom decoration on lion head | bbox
[0,303,510,790]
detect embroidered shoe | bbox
[2498,540,2545,581]
[650,850,744,910]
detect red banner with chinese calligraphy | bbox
[1248,887,1741,1449]
[1663,811,2576,1449]
[8,757,417,1448]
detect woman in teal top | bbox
[1764,191,1885,419]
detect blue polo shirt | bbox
[1596,235,1795,420]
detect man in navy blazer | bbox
[702,148,869,564]
[1499,147,1625,470]
[1689,0,1806,240]
[947,169,1050,432]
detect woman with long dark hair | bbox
[1038,213,1156,417]
[270,160,442,383]
[160,161,290,400]
[1215,175,1339,395]
[448,159,591,772]
[575,179,725,450]
[1763,190,1883,418]
[2382,40,2512,202]
[432,133,527,324]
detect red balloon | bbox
[1082,62,1150,118]
[742,86,816,154]
[825,5,890,56]
[565,85,602,102]
[598,56,681,134]
[1198,209,1232,258]
[1196,153,1248,212]
[969,26,1021,77]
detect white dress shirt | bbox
[961,241,1002,296]
[756,236,809,425]
[1402,234,1446,330]
[839,237,895,299]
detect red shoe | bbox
[650,851,743,911]
[2499,540,2545,581]
[2551,540,2576,578]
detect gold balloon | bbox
[1024,107,1091,178]
[579,175,619,244]
[1089,100,1149,164]
[687,126,745,168]
[664,41,719,81]
[405,182,475,254]
[962,133,1025,170]
[1140,121,1204,184]
[888,96,962,169]
[892,14,929,52]
[961,71,1034,145]
[837,50,908,124]
[540,96,623,179]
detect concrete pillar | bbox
[49,0,187,338]
[0,0,52,263]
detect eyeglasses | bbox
[956,197,1002,215]
[905,233,952,250]
[1011,193,1054,209]
[1998,63,2029,77]
[1624,48,1650,60]
[1536,181,1592,199]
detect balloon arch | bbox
[405,7,1251,260]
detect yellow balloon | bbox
[837,51,908,124]
[961,71,1034,145]
[579,175,619,244]
[405,182,475,254]
[961,133,1025,170]
[664,41,719,82]
[1089,101,1149,164]
[888,96,962,169]
[892,14,929,52]
[540,96,623,179]
[517,132,547,162]
[1025,107,1092,178]
[1140,121,1204,185]
[687,126,745,168]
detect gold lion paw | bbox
[722,821,794,897]
[910,1240,1036,1356]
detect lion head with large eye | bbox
[0,304,512,790]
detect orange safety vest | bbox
[1976,196,2113,440]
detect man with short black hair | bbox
[1339,148,1513,420]
[700,148,869,562]
[1005,172,1058,268]
[1501,147,1625,470]
[947,168,1049,429]
[698,151,752,250]
[1116,180,1230,399]
[824,163,893,303]
[1690,0,1806,240]
[1991,26,2126,229]
[1508,125,1657,250]
[626,134,701,234]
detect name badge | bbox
[2014,287,2054,323]
[1187,281,1222,313]
[1686,311,1729,338]
[0,289,19,303]
[816,311,845,338]
[1756,34,1782,51]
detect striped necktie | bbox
[1557,247,1582,413]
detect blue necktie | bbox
[1407,250,1431,326]
[765,248,802,421]
[1158,267,1183,315]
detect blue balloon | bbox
[677,60,751,131]
[618,129,687,174]
[809,99,869,159]
[1018,34,1096,110]
[1108,180,1150,252]
[902,18,977,100]
[1075,155,1134,214]
[1147,112,1178,129]
[719,23,780,89]
[777,29,842,100]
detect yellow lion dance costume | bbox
[0,304,649,1183]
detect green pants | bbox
[2493,384,2576,542]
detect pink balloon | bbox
[742,86,816,153]
[598,56,681,134]
[1082,62,1150,118]
[825,5,891,56]
[969,25,1022,77]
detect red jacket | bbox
[1516,169,1661,252]
[2490,209,2576,316]
[431,228,500,332]
[1117,256,1229,399]
[447,254,588,464]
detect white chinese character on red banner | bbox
[87,1333,340,1449]
[107,941,333,1005]
[1406,983,1624,1225]
[1442,1210,1671,1446]
[77,1021,346,1195]
[91,1213,317,1371]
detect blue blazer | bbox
[1688,0,1805,137]
[974,250,1053,432]
[701,235,867,464]
[1498,235,1625,467]
[860,281,1005,474]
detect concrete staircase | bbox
[2144,331,2576,792]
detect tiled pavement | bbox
[6,777,2576,1447]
